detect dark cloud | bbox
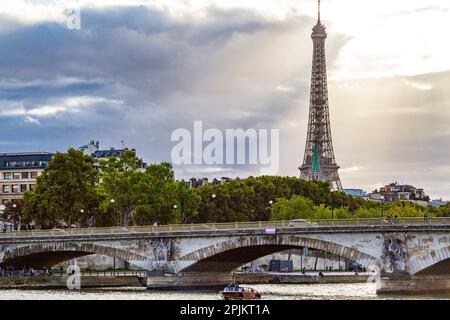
[0,4,447,198]
[0,5,336,160]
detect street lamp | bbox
[330,194,334,221]
[211,194,217,221]
[173,204,178,209]
[11,203,18,231]
[269,200,273,205]
[110,199,118,226]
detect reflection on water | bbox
[0,283,448,300]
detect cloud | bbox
[402,79,433,91]
[0,96,123,117]
[0,2,448,199]
[23,116,41,125]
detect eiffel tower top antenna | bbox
[318,0,321,22]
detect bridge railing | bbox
[1,217,450,238]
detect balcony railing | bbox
[1,217,449,238]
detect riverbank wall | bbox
[235,272,370,284]
[0,276,146,289]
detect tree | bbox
[22,149,100,229]
[270,196,316,221]
[1,200,27,230]
[175,182,201,224]
[99,158,199,226]
[133,162,180,225]
[98,149,145,226]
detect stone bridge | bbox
[1,220,450,294]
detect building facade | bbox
[368,182,430,204]
[79,140,147,170]
[0,152,53,205]
[342,189,367,198]
[188,176,240,189]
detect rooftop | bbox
[0,152,54,170]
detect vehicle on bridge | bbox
[288,219,317,228]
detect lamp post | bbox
[79,209,84,229]
[12,203,17,231]
[211,193,217,221]
[111,199,118,226]
[330,194,334,222]
[110,199,117,271]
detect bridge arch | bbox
[175,235,378,273]
[409,246,450,275]
[0,242,150,270]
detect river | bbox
[0,283,448,300]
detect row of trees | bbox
[269,195,449,221]
[3,149,449,229]
[20,149,200,229]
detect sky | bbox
[0,0,449,199]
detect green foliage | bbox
[1,200,27,229]
[194,176,449,222]
[22,150,201,228]
[175,182,201,224]
[22,149,100,228]
[270,196,315,220]
[21,156,450,228]
[99,156,200,226]
[132,162,182,225]
[98,150,145,226]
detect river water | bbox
[0,283,448,300]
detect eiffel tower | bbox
[299,0,343,190]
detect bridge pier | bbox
[377,274,450,295]
[146,272,233,290]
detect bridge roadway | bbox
[0,218,449,294]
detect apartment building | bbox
[0,152,53,205]
[79,140,147,170]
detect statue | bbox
[147,239,174,273]
[380,235,407,274]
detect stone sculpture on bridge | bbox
[147,239,175,273]
[380,234,408,275]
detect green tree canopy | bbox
[98,149,146,226]
[270,196,316,221]
[23,149,100,228]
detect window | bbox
[2,185,10,193]
[30,172,38,179]
[20,184,27,193]
[21,172,29,179]
[4,160,47,168]
[29,184,35,192]
[3,173,12,180]
[13,173,21,180]
[12,185,19,193]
